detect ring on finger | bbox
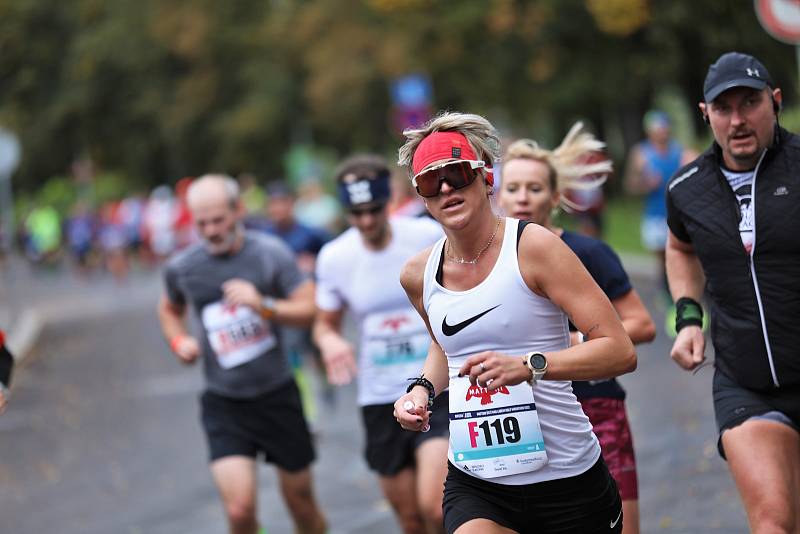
[479,362,485,372]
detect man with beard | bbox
[667,52,800,533]
[157,175,327,534]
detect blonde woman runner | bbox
[393,112,636,534]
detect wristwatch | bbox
[260,297,277,320]
[524,352,548,383]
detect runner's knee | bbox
[282,480,313,508]
[418,496,443,527]
[223,499,257,528]
[396,510,425,534]
[749,502,796,534]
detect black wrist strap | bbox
[675,297,703,332]
[0,344,13,387]
[406,375,435,409]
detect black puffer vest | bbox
[666,127,800,391]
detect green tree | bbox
[0,0,796,194]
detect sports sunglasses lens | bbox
[445,162,474,190]
[415,172,442,197]
[414,162,475,197]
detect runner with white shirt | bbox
[393,112,636,534]
[157,175,327,534]
[313,154,449,534]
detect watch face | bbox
[531,353,547,370]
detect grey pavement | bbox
[0,254,750,533]
[0,265,399,534]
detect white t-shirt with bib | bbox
[422,218,600,485]
[316,216,443,406]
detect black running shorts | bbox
[443,457,623,534]
[713,369,800,458]
[361,391,449,476]
[200,379,315,472]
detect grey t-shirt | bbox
[164,232,305,398]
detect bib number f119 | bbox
[467,416,522,448]
[449,377,548,478]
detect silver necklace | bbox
[446,217,501,265]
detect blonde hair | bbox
[503,122,612,212]
[397,111,500,177]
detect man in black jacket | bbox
[666,51,800,533]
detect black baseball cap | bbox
[703,52,773,103]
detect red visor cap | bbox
[411,132,493,186]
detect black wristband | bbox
[406,375,435,409]
[675,297,703,332]
[0,343,13,387]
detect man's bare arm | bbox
[665,230,706,371]
[665,231,704,301]
[157,294,200,364]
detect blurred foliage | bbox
[585,0,650,36]
[777,104,800,133]
[0,0,798,194]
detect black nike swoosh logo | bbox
[441,305,500,336]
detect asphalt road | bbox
[0,268,749,533]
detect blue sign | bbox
[391,74,433,108]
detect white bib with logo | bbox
[201,301,276,369]
[362,308,429,369]
[449,376,548,479]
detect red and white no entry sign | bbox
[755,0,800,44]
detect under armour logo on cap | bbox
[703,52,773,103]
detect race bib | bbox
[362,309,429,368]
[202,301,276,370]
[449,376,548,478]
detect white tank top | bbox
[423,217,600,485]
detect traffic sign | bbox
[391,74,432,108]
[755,0,800,45]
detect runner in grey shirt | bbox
[164,231,300,398]
[157,174,327,534]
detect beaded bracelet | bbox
[406,375,435,409]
